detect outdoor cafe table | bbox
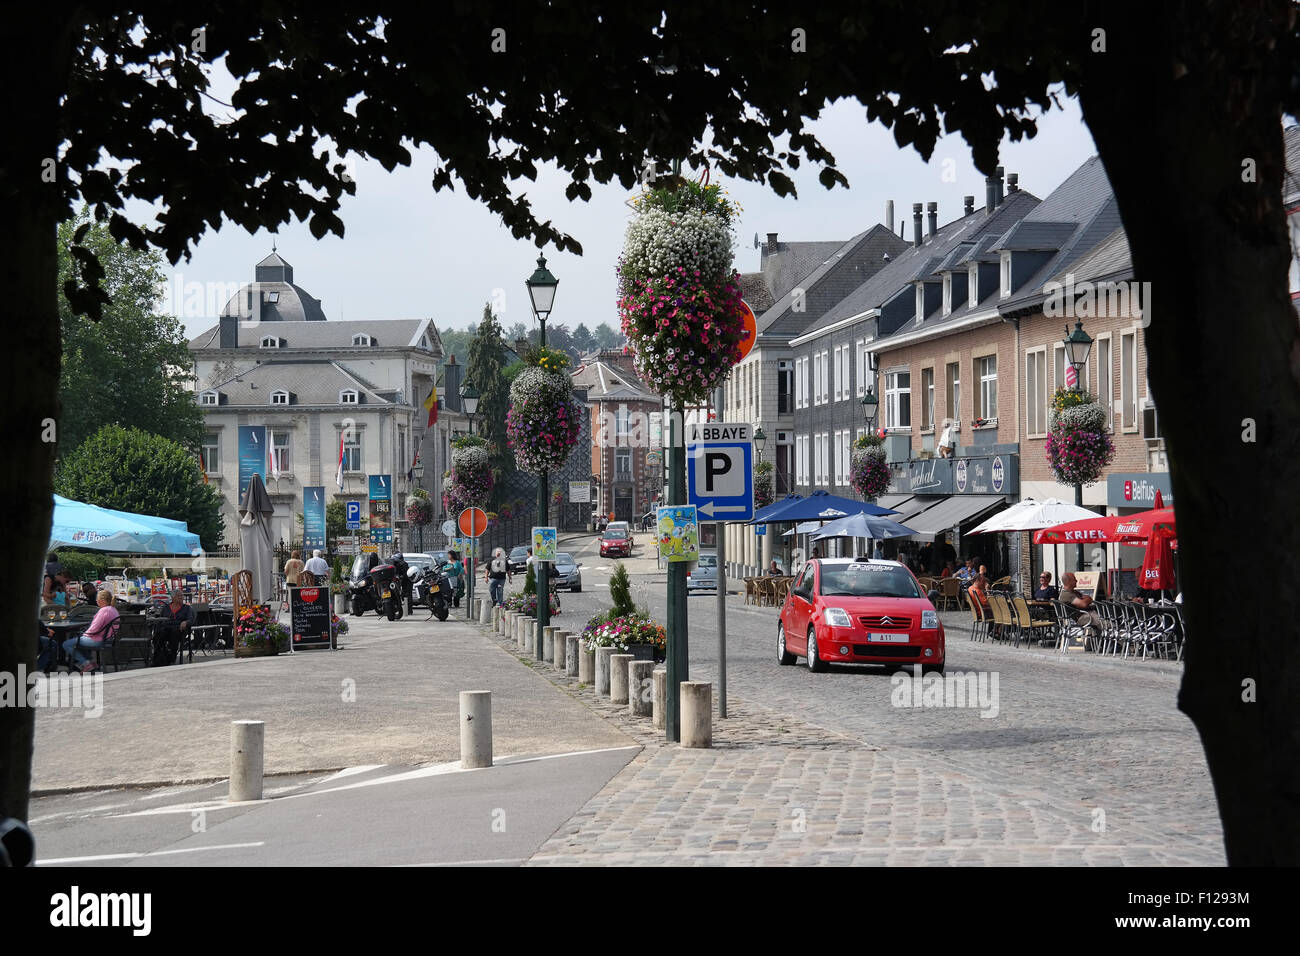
[41,619,88,671]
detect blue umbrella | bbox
[750,490,897,524]
[809,511,916,542]
[50,496,202,554]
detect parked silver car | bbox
[551,552,583,592]
[686,551,718,591]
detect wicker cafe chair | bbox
[743,577,758,605]
[1013,596,1056,648]
[964,588,990,642]
[938,577,961,612]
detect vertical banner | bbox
[237,425,268,502]
[368,475,392,543]
[303,486,327,550]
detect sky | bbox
[167,90,1099,342]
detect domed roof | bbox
[220,251,327,322]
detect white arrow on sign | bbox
[698,502,748,517]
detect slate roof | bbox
[571,357,658,402]
[189,318,438,351]
[811,190,1042,334]
[764,240,848,300]
[1044,227,1131,285]
[736,272,776,314]
[200,360,398,407]
[757,224,909,337]
[1286,125,1300,204]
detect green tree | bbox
[592,322,623,351]
[572,323,595,355]
[438,326,475,370]
[5,0,1298,864]
[466,303,514,501]
[54,425,224,550]
[608,562,636,617]
[56,211,204,456]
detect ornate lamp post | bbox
[526,255,558,656]
[461,378,480,435]
[412,457,426,551]
[1063,320,1094,570]
[861,387,879,430]
[753,426,767,461]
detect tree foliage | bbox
[466,303,514,499]
[53,425,224,550]
[56,211,204,455]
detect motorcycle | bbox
[408,564,451,621]
[368,563,403,621]
[348,558,378,617]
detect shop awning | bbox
[876,495,944,523]
[904,495,1007,540]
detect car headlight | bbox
[921,609,939,630]
[823,607,853,628]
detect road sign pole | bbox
[714,386,727,719]
[666,400,688,742]
[537,469,549,659]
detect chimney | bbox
[912,203,923,248]
[926,202,938,239]
[995,166,1005,206]
[219,314,238,349]
[963,195,975,216]
[985,176,997,215]
[766,232,779,254]
[1007,172,1019,194]
[885,200,894,234]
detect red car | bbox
[777,558,945,674]
[600,528,631,558]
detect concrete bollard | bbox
[628,661,655,717]
[230,720,265,802]
[480,598,492,625]
[565,634,579,676]
[609,654,633,704]
[459,690,492,768]
[595,646,615,696]
[515,615,527,646]
[500,610,512,636]
[652,667,666,730]
[681,681,713,748]
[578,640,595,684]
[543,625,556,663]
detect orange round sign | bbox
[458,507,488,538]
[737,299,758,362]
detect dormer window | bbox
[352,333,373,346]
[270,389,290,405]
[265,291,280,304]
[199,390,220,406]
[1000,251,1012,299]
[340,389,359,405]
[915,284,926,323]
[968,264,979,305]
[260,335,283,348]
[942,275,952,316]
[418,334,430,350]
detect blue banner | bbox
[237,425,267,502]
[303,486,327,550]
[368,475,392,543]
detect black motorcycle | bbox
[408,564,451,621]
[368,563,403,621]
[348,562,377,616]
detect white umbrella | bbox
[967,497,1097,534]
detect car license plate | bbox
[869,633,909,643]
[430,584,439,592]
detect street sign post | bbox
[458,508,487,618]
[686,422,754,521]
[345,500,361,531]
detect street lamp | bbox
[753,426,767,460]
[526,255,558,659]
[412,457,426,551]
[460,378,480,435]
[1062,320,1094,570]
[861,387,879,429]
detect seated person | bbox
[767,560,782,575]
[151,589,194,666]
[37,622,57,672]
[64,589,119,673]
[1059,572,1100,637]
[955,559,975,580]
[1034,572,1059,601]
[941,561,956,578]
[42,567,70,607]
[967,573,990,610]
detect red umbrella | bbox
[1153,489,1165,510]
[1139,525,1177,590]
[1034,507,1176,545]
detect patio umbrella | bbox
[1139,525,1178,590]
[50,495,202,554]
[1033,507,1176,545]
[750,490,897,524]
[809,512,917,542]
[968,497,1099,535]
[782,520,824,536]
[238,473,275,603]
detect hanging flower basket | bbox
[405,496,433,527]
[617,175,747,405]
[446,441,494,514]
[1045,389,1115,487]
[851,433,891,499]
[754,461,775,509]
[507,347,583,475]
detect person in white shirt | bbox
[303,550,330,579]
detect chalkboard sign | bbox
[290,586,333,650]
[1110,568,1140,601]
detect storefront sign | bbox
[1107,473,1173,507]
[889,454,1018,497]
[368,475,392,543]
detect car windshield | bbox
[604,530,627,539]
[697,554,716,568]
[510,548,527,559]
[555,553,573,567]
[818,563,922,598]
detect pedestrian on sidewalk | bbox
[486,547,511,606]
[304,549,330,579]
[284,550,304,586]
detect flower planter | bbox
[625,644,656,663]
[236,639,280,658]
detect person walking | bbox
[486,547,511,607]
[284,550,304,586]
[304,549,330,579]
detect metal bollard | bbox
[565,634,579,676]
[680,681,712,748]
[578,640,595,684]
[595,646,615,696]
[628,661,654,717]
[609,654,633,704]
[230,720,265,801]
[652,667,666,730]
[459,690,492,768]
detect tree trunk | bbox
[0,9,74,826]
[1079,1,1300,864]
